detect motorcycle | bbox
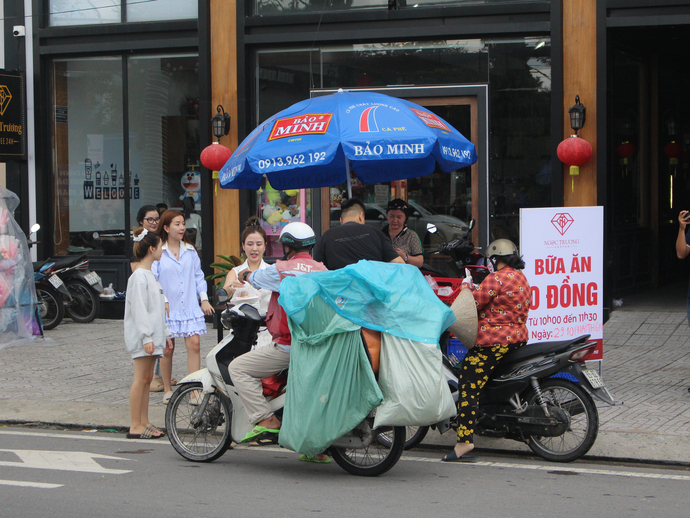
[47,254,103,323]
[421,221,490,284]
[389,226,618,461]
[406,334,615,462]
[165,290,406,477]
[33,260,71,330]
[25,224,67,331]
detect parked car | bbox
[330,201,468,252]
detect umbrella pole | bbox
[345,157,352,198]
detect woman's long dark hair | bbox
[499,255,526,270]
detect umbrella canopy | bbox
[219,89,477,191]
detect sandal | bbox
[150,378,165,392]
[163,391,173,404]
[299,454,331,464]
[240,425,280,443]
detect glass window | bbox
[127,55,201,248]
[50,0,120,26]
[49,0,197,26]
[257,50,321,124]
[255,37,550,251]
[257,180,312,257]
[253,0,546,15]
[127,0,198,22]
[51,57,125,255]
[51,54,200,256]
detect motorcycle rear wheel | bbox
[330,423,405,476]
[377,425,429,450]
[526,379,598,462]
[36,285,64,330]
[165,382,234,462]
[65,280,100,323]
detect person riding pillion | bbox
[228,222,328,449]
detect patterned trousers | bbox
[455,342,525,443]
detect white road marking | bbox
[0,478,63,489]
[402,457,690,482]
[0,429,166,444]
[0,450,132,474]
[3,430,688,482]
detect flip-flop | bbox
[240,425,280,443]
[126,426,165,440]
[299,454,331,464]
[441,450,477,463]
[163,391,173,404]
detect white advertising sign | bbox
[519,206,603,359]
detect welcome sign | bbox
[0,71,26,159]
[520,206,604,360]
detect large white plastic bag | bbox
[374,333,456,428]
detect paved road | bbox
[1,426,690,518]
[2,306,690,463]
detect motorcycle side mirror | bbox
[30,223,41,234]
[216,288,228,304]
[468,219,475,231]
[427,223,438,234]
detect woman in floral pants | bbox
[442,239,531,462]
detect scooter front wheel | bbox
[330,424,405,476]
[165,382,233,462]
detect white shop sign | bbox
[519,206,603,359]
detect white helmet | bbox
[279,222,316,250]
[487,238,518,259]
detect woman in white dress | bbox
[223,217,272,348]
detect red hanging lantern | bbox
[200,142,232,172]
[664,142,684,162]
[616,141,637,160]
[557,135,593,192]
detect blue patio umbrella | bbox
[219,89,477,193]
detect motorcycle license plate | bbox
[48,274,63,289]
[84,271,101,286]
[582,368,605,389]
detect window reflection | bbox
[258,37,551,247]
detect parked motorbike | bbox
[421,221,490,284]
[165,291,406,477]
[33,260,70,330]
[26,224,68,331]
[49,254,103,323]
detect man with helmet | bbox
[228,222,327,448]
[442,238,531,463]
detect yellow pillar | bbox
[563,0,597,206]
[211,0,240,260]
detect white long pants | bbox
[228,344,290,425]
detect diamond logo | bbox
[551,213,574,235]
[0,85,12,116]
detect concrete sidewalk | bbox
[1,308,690,464]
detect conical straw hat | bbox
[448,288,478,349]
